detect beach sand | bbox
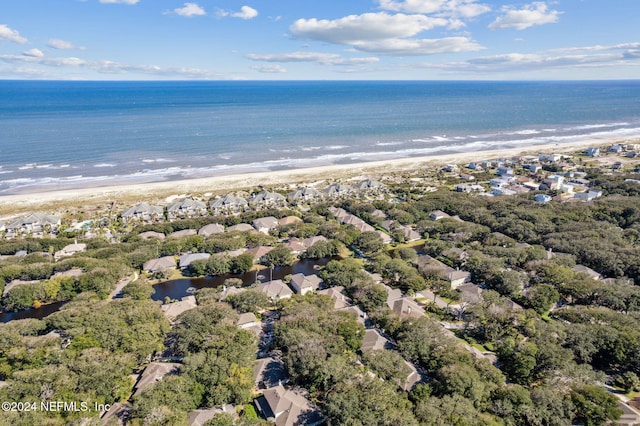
[0,137,635,216]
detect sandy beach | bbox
[0,136,635,216]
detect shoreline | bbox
[0,136,635,215]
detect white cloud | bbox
[489,2,561,30]
[99,0,140,4]
[219,6,258,20]
[47,38,83,50]
[0,24,28,44]
[247,51,380,66]
[252,64,287,73]
[0,53,223,78]
[23,48,44,58]
[353,37,484,55]
[378,0,491,18]
[290,13,483,56]
[173,3,206,17]
[291,13,448,44]
[427,42,640,73]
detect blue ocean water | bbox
[1,80,640,194]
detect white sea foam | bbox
[94,163,117,168]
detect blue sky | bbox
[0,0,638,80]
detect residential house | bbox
[401,361,425,391]
[415,255,471,289]
[443,164,459,173]
[54,241,87,260]
[198,223,225,237]
[253,216,279,234]
[539,153,562,162]
[287,187,321,204]
[142,256,177,274]
[289,273,323,295]
[167,199,208,220]
[361,329,393,351]
[524,164,542,173]
[371,209,388,220]
[322,183,352,198]
[237,312,259,329]
[179,253,211,269]
[317,286,352,310]
[381,220,420,242]
[226,223,255,233]
[303,235,328,249]
[138,231,166,241]
[161,296,197,322]
[466,162,483,171]
[132,362,181,397]
[384,285,403,307]
[353,179,386,194]
[442,247,470,263]
[278,216,303,227]
[121,203,164,223]
[429,210,450,221]
[534,194,552,204]
[216,285,246,302]
[250,191,287,209]
[246,246,274,264]
[497,166,514,177]
[285,238,307,254]
[188,406,237,426]
[459,173,476,181]
[259,280,293,301]
[456,184,485,193]
[573,265,602,280]
[457,283,483,305]
[253,356,287,390]
[254,384,324,426]
[209,194,248,214]
[5,213,61,237]
[585,147,600,157]
[390,297,426,319]
[168,229,197,239]
[574,190,603,202]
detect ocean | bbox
[1,80,640,194]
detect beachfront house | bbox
[166,198,208,220]
[585,147,600,157]
[4,213,61,237]
[353,179,386,195]
[322,183,352,199]
[287,187,321,204]
[121,202,164,223]
[249,190,287,209]
[209,194,248,215]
